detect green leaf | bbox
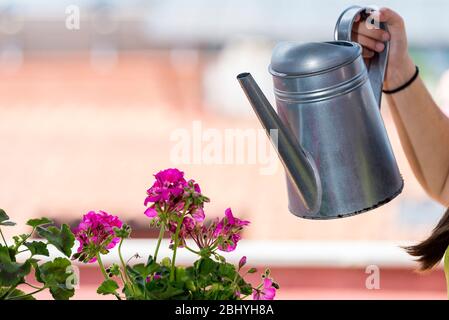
[217,263,236,280]
[0,246,31,287]
[13,234,29,248]
[37,224,75,257]
[37,257,75,300]
[126,265,146,294]
[0,221,15,226]
[24,241,50,257]
[0,209,15,226]
[158,285,185,299]
[146,255,154,266]
[0,209,9,222]
[196,257,217,276]
[97,279,119,295]
[239,283,253,296]
[247,267,257,274]
[26,217,53,228]
[0,287,35,300]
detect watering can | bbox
[237,5,403,219]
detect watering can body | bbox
[238,6,403,219]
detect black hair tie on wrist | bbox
[382,65,419,94]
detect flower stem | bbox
[184,245,200,255]
[170,216,184,281]
[96,253,109,279]
[118,238,130,283]
[154,221,165,262]
[96,253,122,300]
[24,282,43,290]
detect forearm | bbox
[386,71,449,205]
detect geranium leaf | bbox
[217,263,236,280]
[24,241,50,257]
[0,287,35,300]
[0,247,31,287]
[157,284,187,299]
[0,221,16,226]
[26,217,53,228]
[37,257,75,300]
[247,267,257,274]
[0,209,15,226]
[97,279,119,295]
[13,234,28,248]
[196,257,217,276]
[0,209,9,222]
[37,224,75,257]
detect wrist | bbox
[384,55,416,90]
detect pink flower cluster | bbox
[144,168,186,209]
[171,207,249,252]
[144,168,206,224]
[214,208,250,252]
[143,168,249,253]
[73,210,123,263]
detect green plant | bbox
[0,209,76,300]
[72,168,278,300]
[92,223,259,300]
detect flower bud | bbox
[238,256,247,270]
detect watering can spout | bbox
[237,72,322,215]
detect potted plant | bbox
[72,168,279,300]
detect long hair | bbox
[404,208,449,271]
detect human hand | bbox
[351,7,416,90]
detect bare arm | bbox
[353,8,449,206]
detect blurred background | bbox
[0,0,448,299]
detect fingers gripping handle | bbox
[334,5,389,108]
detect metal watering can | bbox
[237,5,403,219]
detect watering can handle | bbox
[334,5,389,108]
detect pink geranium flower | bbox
[143,169,208,227]
[253,278,276,300]
[144,168,187,207]
[73,210,123,263]
[214,208,249,252]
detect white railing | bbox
[36,239,433,268]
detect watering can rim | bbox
[269,40,362,78]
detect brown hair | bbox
[404,208,449,271]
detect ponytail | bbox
[404,208,449,271]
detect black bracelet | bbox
[382,66,419,94]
